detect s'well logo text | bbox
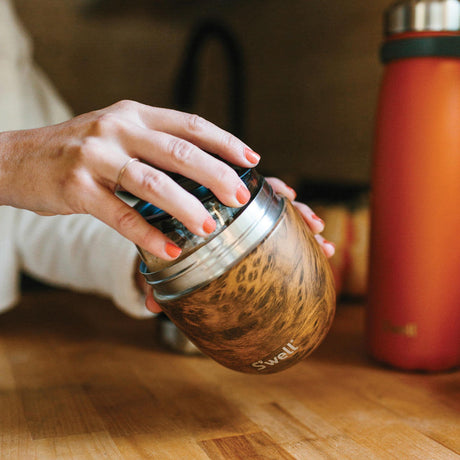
[251,341,299,371]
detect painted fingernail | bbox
[312,214,325,225]
[203,216,217,234]
[323,240,336,249]
[236,184,251,205]
[244,147,260,165]
[165,242,182,259]
[286,186,297,199]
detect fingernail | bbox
[323,240,336,249]
[165,242,182,258]
[203,216,217,234]
[312,214,325,225]
[236,184,251,205]
[286,186,297,199]
[244,147,260,165]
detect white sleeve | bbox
[0,3,151,318]
[0,0,72,132]
[13,209,153,319]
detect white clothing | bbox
[0,0,151,318]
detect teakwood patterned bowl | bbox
[157,200,336,374]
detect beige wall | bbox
[14,0,391,185]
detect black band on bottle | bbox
[381,36,460,63]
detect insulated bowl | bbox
[136,170,336,374]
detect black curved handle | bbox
[173,19,246,139]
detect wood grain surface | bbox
[0,289,458,459]
[160,200,336,374]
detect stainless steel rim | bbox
[385,0,460,36]
[141,178,285,301]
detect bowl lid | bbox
[140,177,285,301]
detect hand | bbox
[264,177,336,258]
[0,100,260,260]
[143,177,335,314]
[134,264,161,314]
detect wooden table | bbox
[0,289,458,459]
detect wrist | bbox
[0,130,14,206]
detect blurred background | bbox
[15,0,392,298]
[14,0,390,183]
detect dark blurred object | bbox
[21,274,55,292]
[84,0,246,18]
[156,313,202,355]
[173,19,246,139]
[297,180,369,205]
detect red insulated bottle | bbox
[367,0,460,371]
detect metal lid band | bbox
[385,0,460,36]
[141,178,285,301]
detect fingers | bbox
[86,187,183,259]
[265,177,335,258]
[85,107,256,241]
[293,202,335,257]
[69,103,260,259]
[145,286,163,313]
[117,160,218,237]
[76,102,336,264]
[266,177,324,234]
[315,234,336,258]
[265,177,297,201]
[88,103,258,210]
[116,124,252,209]
[291,201,325,234]
[133,104,260,168]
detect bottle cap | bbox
[385,0,460,36]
